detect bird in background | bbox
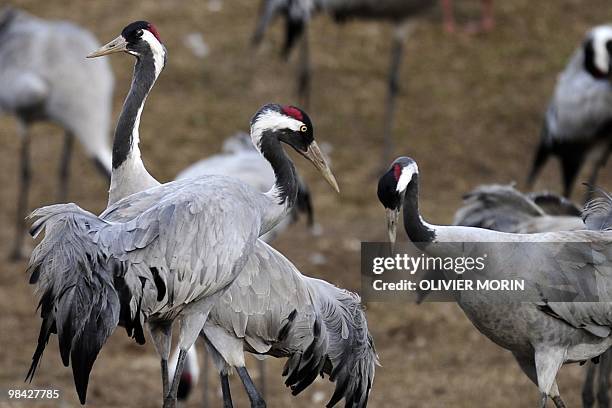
[24,20,339,408]
[252,0,437,165]
[441,0,495,34]
[529,24,612,200]
[453,184,585,234]
[378,156,612,408]
[452,184,612,408]
[0,7,114,260]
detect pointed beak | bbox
[302,141,339,193]
[386,208,399,251]
[87,36,128,58]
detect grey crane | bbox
[252,0,436,164]
[453,184,612,408]
[24,20,339,408]
[0,7,114,260]
[528,25,612,199]
[453,184,585,234]
[176,131,317,405]
[378,156,612,407]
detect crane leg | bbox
[583,142,611,202]
[441,0,456,33]
[535,348,565,408]
[583,362,596,408]
[164,310,208,408]
[480,0,495,32]
[164,349,187,408]
[258,359,266,402]
[297,28,311,110]
[57,131,74,203]
[10,122,31,261]
[202,349,210,408]
[237,366,266,408]
[597,350,612,408]
[220,371,233,408]
[149,322,173,398]
[381,24,407,168]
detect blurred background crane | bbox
[0,7,113,260]
[252,0,496,166]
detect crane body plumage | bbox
[529,25,612,198]
[379,156,612,407]
[0,7,114,259]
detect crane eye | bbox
[136,29,143,38]
[300,125,308,132]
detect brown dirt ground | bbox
[1,0,612,407]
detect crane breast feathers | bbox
[100,177,265,300]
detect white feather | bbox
[396,162,418,192]
[142,30,165,78]
[591,25,612,74]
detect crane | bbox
[0,7,114,260]
[453,184,612,408]
[252,0,437,164]
[24,20,339,408]
[528,25,612,200]
[378,156,612,407]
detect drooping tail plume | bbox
[309,279,378,408]
[25,204,121,404]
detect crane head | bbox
[378,157,419,245]
[87,21,166,69]
[251,104,339,193]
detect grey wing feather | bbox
[100,177,264,308]
[583,187,612,231]
[453,184,545,232]
[306,278,378,408]
[207,241,377,407]
[25,204,121,404]
[534,237,612,337]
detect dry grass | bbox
[1,0,611,407]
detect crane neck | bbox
[402,174,436,243]
[112,56,160,169]
[257,131,298,231]
[108,53,161,206]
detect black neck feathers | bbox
[260,131,298,208]
[112,48,158,169]
[402,174,436,243]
